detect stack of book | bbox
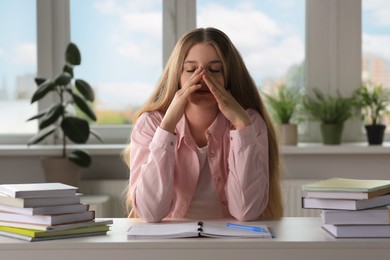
[0,182,112,241]
[301,177,390,238]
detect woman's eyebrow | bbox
[183,60,222,64]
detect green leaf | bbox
[27,125,56,145]
[61,116,90,143]
[304,88,355,124]
[68,149,91,168]
[54,72,72,86]
[26,109,49,121]
[72,92,97,121]
[75,79,95,101]
[63,64,74,77]
[31,81,56,103]
[39,104,64,129]
[34,77,47,86]
[66,43,81,66]
[262,84,302,124]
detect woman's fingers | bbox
[181,67,204,90]
[202,73,251,129]
[202,73,226,102]
[160,68,204,133]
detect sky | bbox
[0,0,389,110]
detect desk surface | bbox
[1,217,390,260]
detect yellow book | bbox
[302,178,390,193]
[0,225,110,238]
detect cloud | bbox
[198,2,304,81]
[0,48,4,58]
[93,0,162,65]
[89,0,304,109]
[363,33,390,61]
[363,0,390,27]
[12,43,36,65]
[94,81,155,109]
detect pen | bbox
[226,223,266,233]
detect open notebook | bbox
[127,221,272,239]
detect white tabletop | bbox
[1,217,390,260]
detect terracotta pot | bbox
[278,124,298,145]
[41,157,82,188]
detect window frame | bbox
[0,0,376,145]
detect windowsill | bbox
[281,142,390,155]
[1,142,390,156]
[0,144,127,156]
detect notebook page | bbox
[127,222,199,239]
[201,222,272,238]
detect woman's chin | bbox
[188,93,217,106]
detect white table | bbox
[1,217,389,260]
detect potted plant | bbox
[27,42,100,186]
[303,88,355,145]
[354,83,390,145]
[262,84,303,145]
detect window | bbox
[70,0,163,126]
[0,1,379,144]
[0,1,37,134]
[196,0,305,91]
[362,0,390,127]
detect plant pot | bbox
[41,157,82,188]
[320,123,344,145]
[278,124,298,145]
[365,124,386,145]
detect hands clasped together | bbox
[160,67,252,133]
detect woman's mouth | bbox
[195,89,211,95]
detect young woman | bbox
[124,27,283,223]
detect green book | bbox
[0,224,110,238]
[302,178,390,193]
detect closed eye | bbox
[208,68,221,73]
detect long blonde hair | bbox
[124,27,283,219]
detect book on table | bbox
[0,229,108,242]
[304,188,390,200]
[0,183,77,198]
[127,221,272,239]
[302,178,390,193]
[0,210,95,225]
[0,193,81,208]
[0,219,113,231]
[0,224,110,242]
[302,193,390,210]
[322,224,390,238]
[321,206,390,225]
[0,203,89,215]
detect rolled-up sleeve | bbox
[129,112,177,223]
[225,109,269,221]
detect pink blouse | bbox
[129,109,269,223]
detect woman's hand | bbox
[202,72,251,129]
[160,67,204,133]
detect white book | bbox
[322,224,390,238]
[321,206,390,225]
[302,193,390,210]
[0,203,89,215]
[0,193,81,208]
[0,219,113,231]
[0,211,95,225]
[127,221,272,239]
[0,183,77,198]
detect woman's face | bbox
[180,43,225,107]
